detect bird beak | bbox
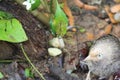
[83,56,91,62]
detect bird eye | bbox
[97,53,102,59]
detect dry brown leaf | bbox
[86,32,94,41]
[112,25,120,37]
[98,30,105,37]
[105,6,118,24]
[104,24,112,34]
[110,4,120,13]
[63,0,74,26]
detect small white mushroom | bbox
[49,37,65,48]
[48,48,62,57]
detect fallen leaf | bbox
[79,27,86,33]
[105,6,118,24]
[110,4,120,13]
[104,24,112,34]
[86,32,94,41]
[63,0,74,26]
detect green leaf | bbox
[0,10,13,20]
[25,68,30,77]
[31,0,41,10]
[50,0,68,37]
[25,68,34,78]
[0,18,28,43]
[79,27,86,33]
[0,72,4,79]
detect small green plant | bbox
[0,72,4,79]
[23,0,68,37]
[0,11,13,19]
[0,10,28,43]
[50,0,68,37]
[79,27,86,33]
[25,67,34,78]
[23,0,41,10]
[20,44,45,80]
[0,3,44,80]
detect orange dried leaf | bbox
[63,0,74,26]
[110,4,120,13]
[86,32,94,41]
[105,6,117,24]
[104,24,112,34]
[84,4,98,10]
[99,30,105,37]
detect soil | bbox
[0,0,120,80]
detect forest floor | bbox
[0,0,120,80]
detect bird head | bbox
[84,35,120,64]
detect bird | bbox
[83,34,120,80]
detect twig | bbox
[20,43,46,80]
